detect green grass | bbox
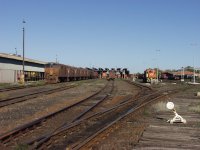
[196,122,200,128]
[142,102,167,117]
[189,104,200,113]
[0,93,8,99]
[15,144,29,150]
[26,80,46,86]
[0,83,12,88]
[143,108,151,116]
[151,101,168,113]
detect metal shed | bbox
[0,53,46,83]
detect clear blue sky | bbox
[0,0,200,73]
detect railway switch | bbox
[166,102,186,124]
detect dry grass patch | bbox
[0,93,8,99]
[151,101,168,113]
[189,103,200,113]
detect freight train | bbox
[143,69,157,83]
[45,63,98,83]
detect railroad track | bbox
[32,83,170,149]
[0,86,27,92]
[0,84,77,107]
[0,80,174,149]
[0,80,114,149]
[0,80,153,149]
[71,82,183,150]
[125,80,153,94]
[72,93,168,150]
[0,83,50,93]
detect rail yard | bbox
[0,77,199,149]
[1,1,200,149]
[0,6,200,150]
[0,54,199,149]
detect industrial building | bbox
[0,53,46,83]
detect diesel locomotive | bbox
[143,68,157,83]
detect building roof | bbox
[173,71,196,76]
[0,53,47,65]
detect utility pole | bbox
[181,67,184,82]
[15,48,17,55]
[193,56,196,84]
[193,67,196,84]
[156,49,160,82]
[22,19,26,84]
[190,43,197,84]
[56,54,58,63]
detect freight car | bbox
[45,63,98,83]
[143,68,157,83]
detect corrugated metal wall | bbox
[0,63,44,72]
[0,69,16,83]
[0,56,45,83]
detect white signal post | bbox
[156,49,160,83]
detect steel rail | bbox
[23,80,115,148]
[0,82,53,93]
[72,91,180,150]
[0,86,27,92]
[67,85,183,150]
[72,94,167,150]
[0,81,111,144]
[1,80,156,149]
[0,84,77,107]
[33,89,166,149]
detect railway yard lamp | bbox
[191,43,197,84]
[193,66,196,84]
[156,49,160,82]
[181,67,184,82]
[157,67,159,82]
[22,20,26,84]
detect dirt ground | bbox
[1,80,200,149]
[134,83,200,149]
[0,79,140,136]
[0,79,107,134]
[92,81,200,150]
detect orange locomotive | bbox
[143,69,157,83]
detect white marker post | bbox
[166,102,186,124]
